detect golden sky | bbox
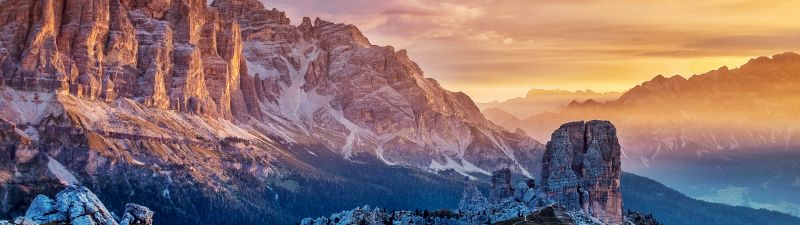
[268,0,800,102]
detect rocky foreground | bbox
[0,186,153,225]
[301,121,651,225]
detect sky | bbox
[265,0,800,102]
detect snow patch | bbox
[428,157,490,178]
[22,126,39,141]
[245,58,281,79]
[266,186,279,201]
[47,156,79,185]
[161,189,171,199]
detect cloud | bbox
[685,33,800,52]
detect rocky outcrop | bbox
[0,186,153,225]
[541,120,623,225]
[625,211,661,225]
[489,168,514,202]
[458,177,487,212]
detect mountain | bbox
[621,172,800,225]
[480,108,522,134]
[0,0,545,224]
[485,52,800,168]
[481,53,800,216]
[478,89,621,119]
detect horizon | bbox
[267,0,800,102]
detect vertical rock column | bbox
[488,168,514,203]
[541,120,623,224]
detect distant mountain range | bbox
[483,52,800,168]
[479,89,621,118]
[481,52,800,217]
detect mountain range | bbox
[0,0,798,224]
[483,52,800,168]
[481,52,800,217]
[479,89,621,119]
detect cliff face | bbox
[0,0,250,118]
[541,120,623,225]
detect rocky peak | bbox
[541,120,623,225]
[746,52,800,65]
[625,211,662,225]
[459,177,488,212]
[489,168,514,202]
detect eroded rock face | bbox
[119,204,154,225]
[459,177,487,212]
[625,211,661,225]
[1,186,153,225]
[541,120,623,225]
[489,168,514,202]
[0,0,250,118]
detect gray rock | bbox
[541,120,623,225]
[458,177,488,212]
[489,168,514,202]
[5,186,153,225]
[0,217,37,225]
[119,204,154,225]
